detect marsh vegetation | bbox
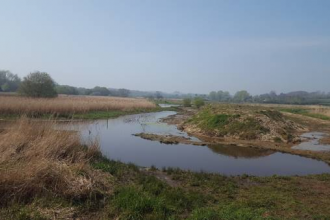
[1,118,330,219]
[1,73,330,218]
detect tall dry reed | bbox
[0,118,112,205]
[0,95,156,115]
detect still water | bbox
[67,111,330,176]
[293,132,330,152]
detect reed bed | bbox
[0,118,112,205]
[0,95,156,115]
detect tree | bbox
[56,85,79,95]
[19,72,57,98]
[117,88,130,97]
[0,70,21,92]
[183,98,192,107]
[209,91,217,101]
[194,97,205,109]
[217,90,231,102]
[155,91,163,99]
[90,86,110,96]
[233,90,251,103]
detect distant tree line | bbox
[208,90,252,103]
[2,69,330,105]
[208,90,330,105]
[253,91,330,105]
[0,69,134,98]
[1,70,57,98]
[0,70,21,92]
[55,85,131,97]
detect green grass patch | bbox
[189,204,270,220]
[189,108,269,139]
[189,109,240,130]
[4,155,330,219]
[0,205,47,220]
[0,108,164,120]
[280,108,330,121]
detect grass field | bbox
[242,103,330,121]
[279,106,330,121]
[0,95,156,119]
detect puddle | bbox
[292,132,330,152]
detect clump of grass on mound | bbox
[0,118,112,206]
[188,107,269,140]
[187,105,305,142]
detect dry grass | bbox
[0,118,112,205]
[309,106,330,117]
[247,103,330,119]
[0,95,156,115]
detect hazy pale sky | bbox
[1,0,329,94]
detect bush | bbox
[19,72,57,98]
[194,97,205,109]
[183,98,192,107]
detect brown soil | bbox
[320,136,330,145]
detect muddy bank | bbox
[134,133,207,146]
[161,107,196,127]
[320,135,330,145]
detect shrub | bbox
[183,98,192,107]
[19,72,57,98]
[194,97,205,109]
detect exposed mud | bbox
[320,136,330,145]
[134,133,207,146]
[293,132,330,152]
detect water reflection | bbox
[208,144,274,159]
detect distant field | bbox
[277,105,330,121]
[249,103,330,121]
[0,95,156,117]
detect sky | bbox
[0,0,329,95]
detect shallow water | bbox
[292,132,330,151]
[65,111,330,176]
[158,103,181,108]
